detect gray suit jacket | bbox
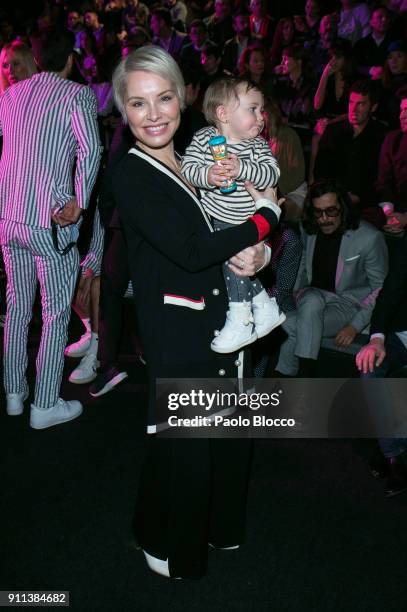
[295,221,389,332]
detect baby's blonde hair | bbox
[203,77,263,126]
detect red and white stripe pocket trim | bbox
[164,294,206,310]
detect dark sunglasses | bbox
[51,222,76,256]
[313,206,340,219]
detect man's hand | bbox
[384,212,407,233]
[51,198,82,227]
[334,324,358,349]
[356,337,386,373]
[228,243,266,277]
[207,163,229,187]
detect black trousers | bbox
[98,227,131,370]
[133,436,252,579]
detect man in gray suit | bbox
[0,31,101,428]
[276,180,388,377]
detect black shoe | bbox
[384,455,407,498]
[89,367,128,397]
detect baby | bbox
[181,77,286,353]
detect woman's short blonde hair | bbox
[0,40,38,94]
[203,77,262,126]
[112,45,186,122]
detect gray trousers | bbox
[276,288,359,375]
[214,219,263,302]
[0,220,79,408]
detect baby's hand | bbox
[219,154,240,179]
[207,163,229,187]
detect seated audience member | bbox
[356,234,407,497]
[273,44,315,138]
[338,0,371,46]
[376,40,407,128]
[275,180,388,377]
[303,0,323,42]
[165,0,188,32]
[314,80,388,225]
[375,89,407,235]
[238,44,272,95]
[222,10,253,75]
[305,13,338,78]
[174,66,207,155]
[122,0,150,33]
[204,0,234,47]
[150,7,187,61]
[314,40,356,119]
[121,27,151,54]
[270,17,296,69]
[354,5,395,78]
[84,9,106,56]
[264,98,307,222]
[200,42,225,93]
[248,0,276,44]
[67,10,85,53]
[180,20,210,70]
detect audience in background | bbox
[375,88,407,236]
[314,80,388,226]
[204,0,234,46]
[0,0,406,414]
[314,39,356,119]
[354,5,394,77]
[264,98,307,221]
[222,10,253,75]
[275,180,388,378]
[270,17,296,68]
[337,0,371,46]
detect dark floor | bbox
[1,320,407,612]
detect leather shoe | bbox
[384,455,407,498]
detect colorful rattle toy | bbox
[208,135,237,194]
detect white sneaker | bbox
[69,352,99,384]
[209,543,240,550]
[143,550,181,579]
[211,302,257,354]
[6,391,29,416]
[143,550,170,577]
[30,398,83,430]
[252,290,286,339]
[65,331,91,358]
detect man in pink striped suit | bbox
[0,31,101,429]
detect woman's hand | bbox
[228,243,267,277]
[244,181,284,207]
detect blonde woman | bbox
[0,40,38,94]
